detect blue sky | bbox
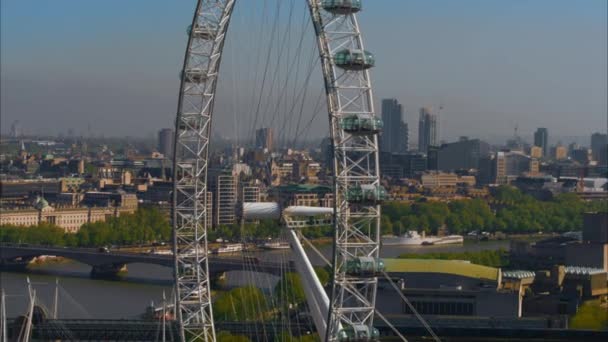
[1,0,606,144]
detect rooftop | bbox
[502,270,536,279]
[384,258,499,282]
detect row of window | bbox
[404,301,474,316]
[1,213,114,230]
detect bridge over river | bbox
[0,244,294,278]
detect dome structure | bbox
[34,196,53,211]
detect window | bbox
[404,300,473,316]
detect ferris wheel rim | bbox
[172,1,381,341]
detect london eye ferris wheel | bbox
[172,1,385,341]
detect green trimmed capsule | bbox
[338,325,380,342]
[322,0,362,14]
[334,49,375,70]
[346,184,387,204]
[340,114,383,135]
[345,257,385,276]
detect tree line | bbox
[209,220,332,242]
[2,186,605,247]
[0,207,171,247]
[382,186,607,236]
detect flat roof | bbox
[384,258,499,282]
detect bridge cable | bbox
[374,310,410,342]
[296,230,433,341]
[248,0,283,145]
[298,230,331,266]
[275,1,312,147]
[259,0,296,130]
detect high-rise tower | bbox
[380,98,408,153]
[157,128,174,159]
[255,127,274,151]
[533,128,548,157]
[591,132,608,163]
[418,107,438,153]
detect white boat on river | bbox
[381,230,463,246]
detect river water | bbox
[1,239,509,319]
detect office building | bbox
[380,98,408,153]
[591,132,608,163]
[600,145,608,166]
[379,152,427,179]
[426,146,439,171]
[418,107,438,153]
[82,191,138,208]
[255,127,274,151]
[495,151,536,184]
[376,259,522,319]
[478,155,496,186]
[512,212,608,273]
[242,186,260,203]
[554,145,567,160]
[270,184,333,208]
[571,148,590,165]
[207,166,240,227]
[420,172,476,188]
[0,195,136,233]
[533,128,548,158]
[0,179,61,202]
[215,174,237,227]
[530,146,543,159]
[157,128,174,159]
[437,137,489,172]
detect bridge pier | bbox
[90,263,128,279]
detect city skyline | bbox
[1,1,607,340]
[1,0,606,141]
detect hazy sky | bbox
[1,0,606,144]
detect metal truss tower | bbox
[172,1,235,341]
[173,1,381,341]
[308,1,381,340]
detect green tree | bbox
[314,267,329,287]
[570,301,608,330]
[275,273,306,306]
[276,332,320,342]
[217,331,251,342]
[380,215,393,235]
[214,286,268,321]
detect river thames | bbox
[1,239,509,318]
